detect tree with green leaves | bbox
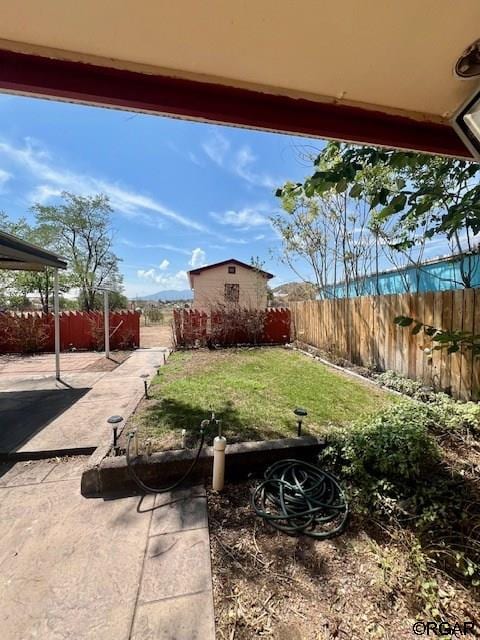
[33,192,124,311]
[274,143,392,297]
[277,143,480,288]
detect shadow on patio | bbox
[0,387,90,455]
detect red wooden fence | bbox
[0,310,140,353]
[173,307,291,348]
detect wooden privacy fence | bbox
[173,307,291,348]
[0,310,140,353]
[291,290,480,401]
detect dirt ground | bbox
[81,350,131,371]
[208,483,478,640]
[0,350,130,374]
[140,323,173,348]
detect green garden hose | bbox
[251,459,349,539]
[125,428,205,494]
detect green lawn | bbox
[133,347,394,449]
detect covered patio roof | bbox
[0,230,67,272]
[0,230,67,380]
[0,1,478,157]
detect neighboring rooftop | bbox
[327,252,480,298]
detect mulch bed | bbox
[81,350,131,371]
[208,482,419,640]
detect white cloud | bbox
[0,139,207,232]
[222,237,248,245]
[210,206,269,228]
[188,152,203,167]
[119,239,191,255]
[201,132,282,191]
[189,247,207,268]
[136,268,189,291]
[254,234,266,241]
[159,259,170,270]
[29,184,63,204]
[0,168,11,192]
[232,146,279,189]
[202,131,230,166]
[137,268,156,279]
[0,138,252,246]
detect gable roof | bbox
[188,259,274,287]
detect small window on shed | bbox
[228,266,236,274]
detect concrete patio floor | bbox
[0,348,169,457]
[0,457,215,640]
[0,340,215,638]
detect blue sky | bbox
[0,93,326,297]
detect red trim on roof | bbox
[188,259,274,279]
[0,49,471,158]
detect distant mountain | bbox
[272,281,317,301]
[139,289,193,302]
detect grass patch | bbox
[133,347,393,448]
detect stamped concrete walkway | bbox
[0,457,215,639]
[1,348,169,457]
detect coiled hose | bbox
[126,429,205,494]
[251,459,348,539]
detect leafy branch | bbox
[394,316,480,355]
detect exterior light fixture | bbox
[140,373,150,399]
[455,39,480,79]
[453,40,480,160]
[107,415,123,456]
[453,88,480,160]
[293,407,308,436]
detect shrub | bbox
[427,392,480,436]
[320,400,480,593]
[320,401,440,514]
[376,370,480,436]
[346,403,439,481]
[376,369,425,397]
[0,312,50,353]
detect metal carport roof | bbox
[0,229,67,380]
[0,230,67,271]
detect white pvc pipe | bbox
[104,289,110,359]
[212,435,227,492]
[54,268,60,380]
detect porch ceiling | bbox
[0,1,478,155]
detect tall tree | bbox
[33,192,124,311]
[273,143,390,297]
